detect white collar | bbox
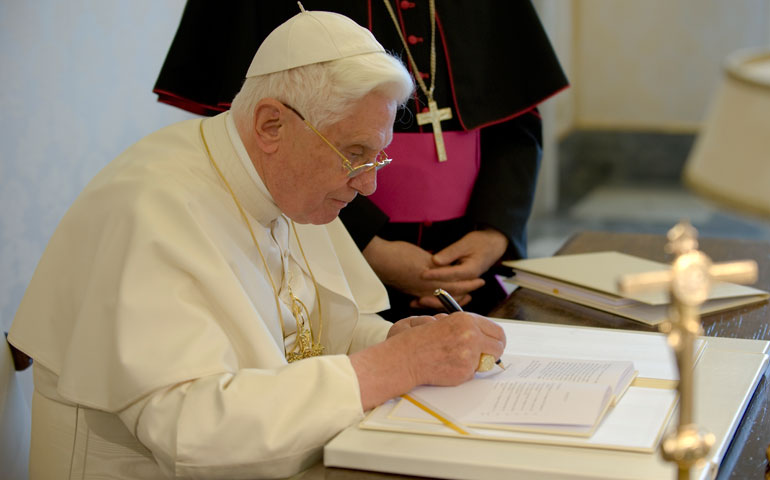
[223,112,283,226]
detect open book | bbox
[504,251,769,325]
[357,321,694,453]
[397,355,637,437]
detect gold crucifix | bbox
[416,99,452,162]
[618,220,758,479]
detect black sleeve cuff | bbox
[466,112,543,260]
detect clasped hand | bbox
[362,229,508,310]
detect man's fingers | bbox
[407,315,437,327]
[431,243,465,267]
[479,339,506,363]
[411,296,442,310]
[475,316,506,339]
[413,293,472,310]
[441,279,485,297]
[421,262,484,281]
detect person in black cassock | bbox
[153,0,569,321]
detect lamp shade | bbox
[684,49,770,218]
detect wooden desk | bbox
[313,231,770,480]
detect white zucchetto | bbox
[246,10,386,78]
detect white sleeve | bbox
[348,313,392,353]
[119,355,363,479]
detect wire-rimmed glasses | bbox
[282,103,392,178]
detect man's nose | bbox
[348,168,377,196]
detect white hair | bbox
[230,51,414,130]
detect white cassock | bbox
[8,112,392,479]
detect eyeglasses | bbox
[282,103,392,178]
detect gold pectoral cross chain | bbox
[416,99,452,162]
[383,0,451,163]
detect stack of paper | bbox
[357,321,692,453]
[401,355,637,437]
[504,251,769,325]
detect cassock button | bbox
[421,107,429,113]
[407,35,423,45]
[419,72,430,79]
[399,0,415,8]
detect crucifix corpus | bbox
[618,220,758,479]
[416,99,452,162]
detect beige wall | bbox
[0,0,195,405]
[531,0,770,215]
[573,0,770,132]
[532,0,576,214]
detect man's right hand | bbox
[349,312,506,411]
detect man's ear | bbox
[252,99,285,154]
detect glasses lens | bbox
[374,151,391,170]
[346,152,391,178]
[347,164,371,178]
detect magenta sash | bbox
[368,130,480,222]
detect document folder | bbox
[504,251,769,325]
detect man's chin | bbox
[305,208,343,226]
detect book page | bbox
[405,354,633,433]
[369,384,677,451]
[463,379,611,426]
[497,321,694,381]
[503,356,635,398]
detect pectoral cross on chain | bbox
[618,220,757,479]
[416,99,452,162]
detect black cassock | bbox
[154,0,569,319]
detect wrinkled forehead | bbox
[322,93,398,148]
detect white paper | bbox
[373,384,677,451]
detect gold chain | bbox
[286,221,325,362]
[199,120,324,361]
[382,0,437,102]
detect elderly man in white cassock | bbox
[8,7,506,480]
